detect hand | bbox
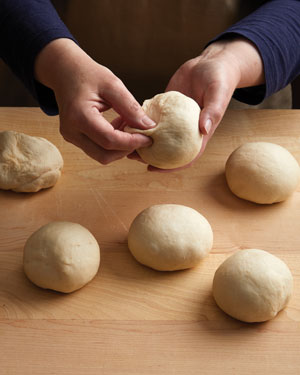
[148,37,264,172]
[34,39,156,165]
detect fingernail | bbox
[141,115,156,127]
[204,119,212,134]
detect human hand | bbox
[34,39,156,165]
[143,37,264,172]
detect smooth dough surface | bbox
[225,142,300,204]
[0,130,63,192]
[23,222,100,293]
[128,204,213,271]
[213,249,293,323]
[125,91,202,169]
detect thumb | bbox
[199,82,234,135]
[103,78,156,130]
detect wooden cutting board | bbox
[0,107,300,374]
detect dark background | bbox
[0,0,299,109]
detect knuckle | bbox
[105,75,123,91]
[183,59,196,71]
[181,59,197,75]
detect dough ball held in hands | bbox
[125,91,202,169]
[23,222,100,293]
[213,249,293,323]
[0,130,63,192]
[128,204,213,271]
[225,142,300,204]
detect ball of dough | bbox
[23,222,100,293]
[125,91,202,169]
[225,142,300,204]
[128,204,213,271]
[0,130,63,192]
[213,249,293,323]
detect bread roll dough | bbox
[23,222,100,293]
[225,142,300,204]
[213,249,293,323]
[128,204,213,271]
[0,130,63,192]
[125,91,202,169]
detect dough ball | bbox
[23,222,100,293]
[128,204,213,271]
[125,91,202,169]
[225,142,300,204]
[0,130,63,192]
[213,249,293,323]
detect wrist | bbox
[202,37,265,88]
[34,38,94,95]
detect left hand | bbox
[129,37,264,172]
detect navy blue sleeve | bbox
[213,0,300,105]
[0,0,76,115]
[2,1,300,112]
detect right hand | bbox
[165,37,265,158]
[34,38,156,165]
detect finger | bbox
[102,78,156,129]
[165,78,190,97]
[127,151,148,164]
[82,109,152,151]
[110,115,125,130]
[199,82,234,135]
[72,133,130,165]
[97,100,111,113]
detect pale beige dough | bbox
[225,142,300,204]
[213,249,293,323]
[0,130,63,192]
[125,91,202,169]
[23,221,100,293]
[127,204,213,271]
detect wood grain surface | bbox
[0,107,300,374]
